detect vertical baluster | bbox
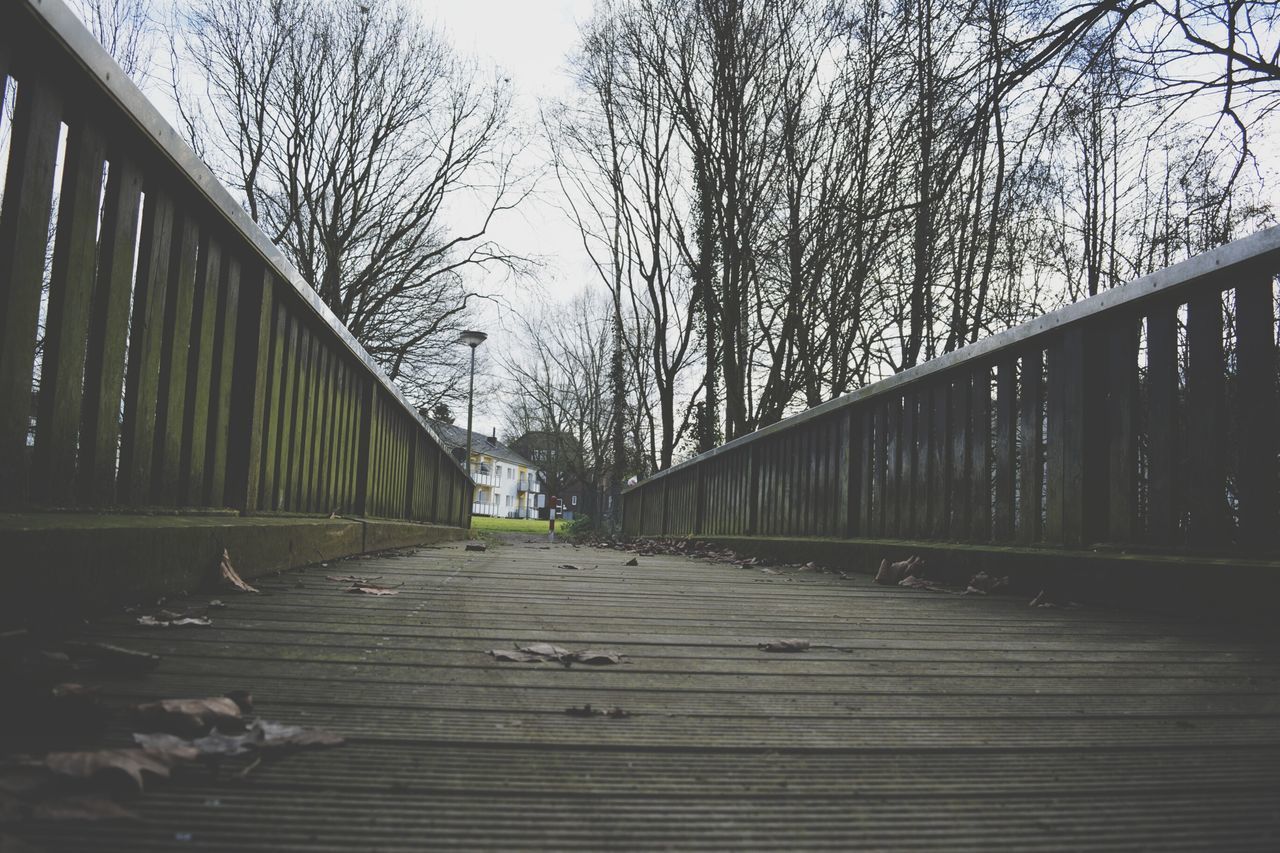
[181,233,223,506]
[1107,316,1140,542]
[152,215,199,504]
[1146,305,1179,543]
[119,191,176,505]
[1017,351,1043,543]
[950,374,971,539]
[80,156,143,505]
[929,384,949,538]
[969,366,992,542]
[1187,290,1229,547]
[0,77,62,505]
[993,359,1017,541]
[33,120,107,505]
[1236,277,1277,550]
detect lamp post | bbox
[457,331,487,518]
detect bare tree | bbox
[73,0,154,81]
[173,0,533,408]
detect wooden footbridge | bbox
[2,1,1279,850]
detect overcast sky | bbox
[405,0,600,437]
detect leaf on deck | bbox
[132,697,244,737]
[757,639,810,653]
[44,749,178,793]
[219,550,259,594]
[135,615,212,628]
[623,557,639,566]
[564,704,630,718]
[569,650,624,665]
[345,585,399,596]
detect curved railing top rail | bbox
[625,223,1280,492]
[21,0,466,482]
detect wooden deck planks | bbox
[15,540,1280,851]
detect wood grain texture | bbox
[15,539,1280,851]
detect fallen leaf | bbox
[757,639,810,653]
[224,690,254,713]
[190,730,256,757]
[250,720,344,749]
[219,550,259,593]
[967,572,1009,594]
[623,557,638,566]
[876,556,924,585]
[326,575,383,584]
[136,615,212,628]
[564,704,630,718]
[131,733,201,761]
[132,697,244,736]
[558,564,583,570]
[487,649,544,663]
[569,650,624,665]
[45,749,179,792]
[30,795,138,822]
[207,600,226,608]
[518,643,571,660]
[345,585,398,596]
[465,543,487,552]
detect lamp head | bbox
[457,330,488,348]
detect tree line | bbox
[525,0,1276,519]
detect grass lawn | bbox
[470,515,551,534]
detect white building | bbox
[429,422,544,518]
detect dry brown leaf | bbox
[569,650,624,665]
[345,585,398,596]
[517,643,570,660]
[875,556,924,585]
[131,733,202,761]
[326,575,382,584]
[219,550,259,593]
[132,697,243,736]
[623,557,638,566]
[44,749,178,792]
[487,649,543,663]
[558,564,584,570]
[564,704,630,718]
[30,795,139,822]
[135,615,212,627]
[757,639,810,653]
[251,720,344,749]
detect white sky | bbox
[406,1,600,437]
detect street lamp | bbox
[457,331,487,517]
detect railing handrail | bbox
[23,0,468,486]
[626,224,1280,493]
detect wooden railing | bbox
[624,228,1280,559]
[0,0,470,526]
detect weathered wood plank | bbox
[78,155,143,505]
[181,232,223,506]
[1235,276,1277,550]
[0,77,62,504]
[152,214,199,505]
[1186,291,1228,547]
[929,384,949,539]
[31,119,107,504]
[1016,350,1043,544]
[205,255,241,507]
[118,191,177,505]
[1107,316,1140,542]
[969,366,992,542]
[1146,305,1179,543]
[949,374,971,539]
[993,359,1016,541]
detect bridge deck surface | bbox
[15,539,1280,850]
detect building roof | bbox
[428,421,535,469]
